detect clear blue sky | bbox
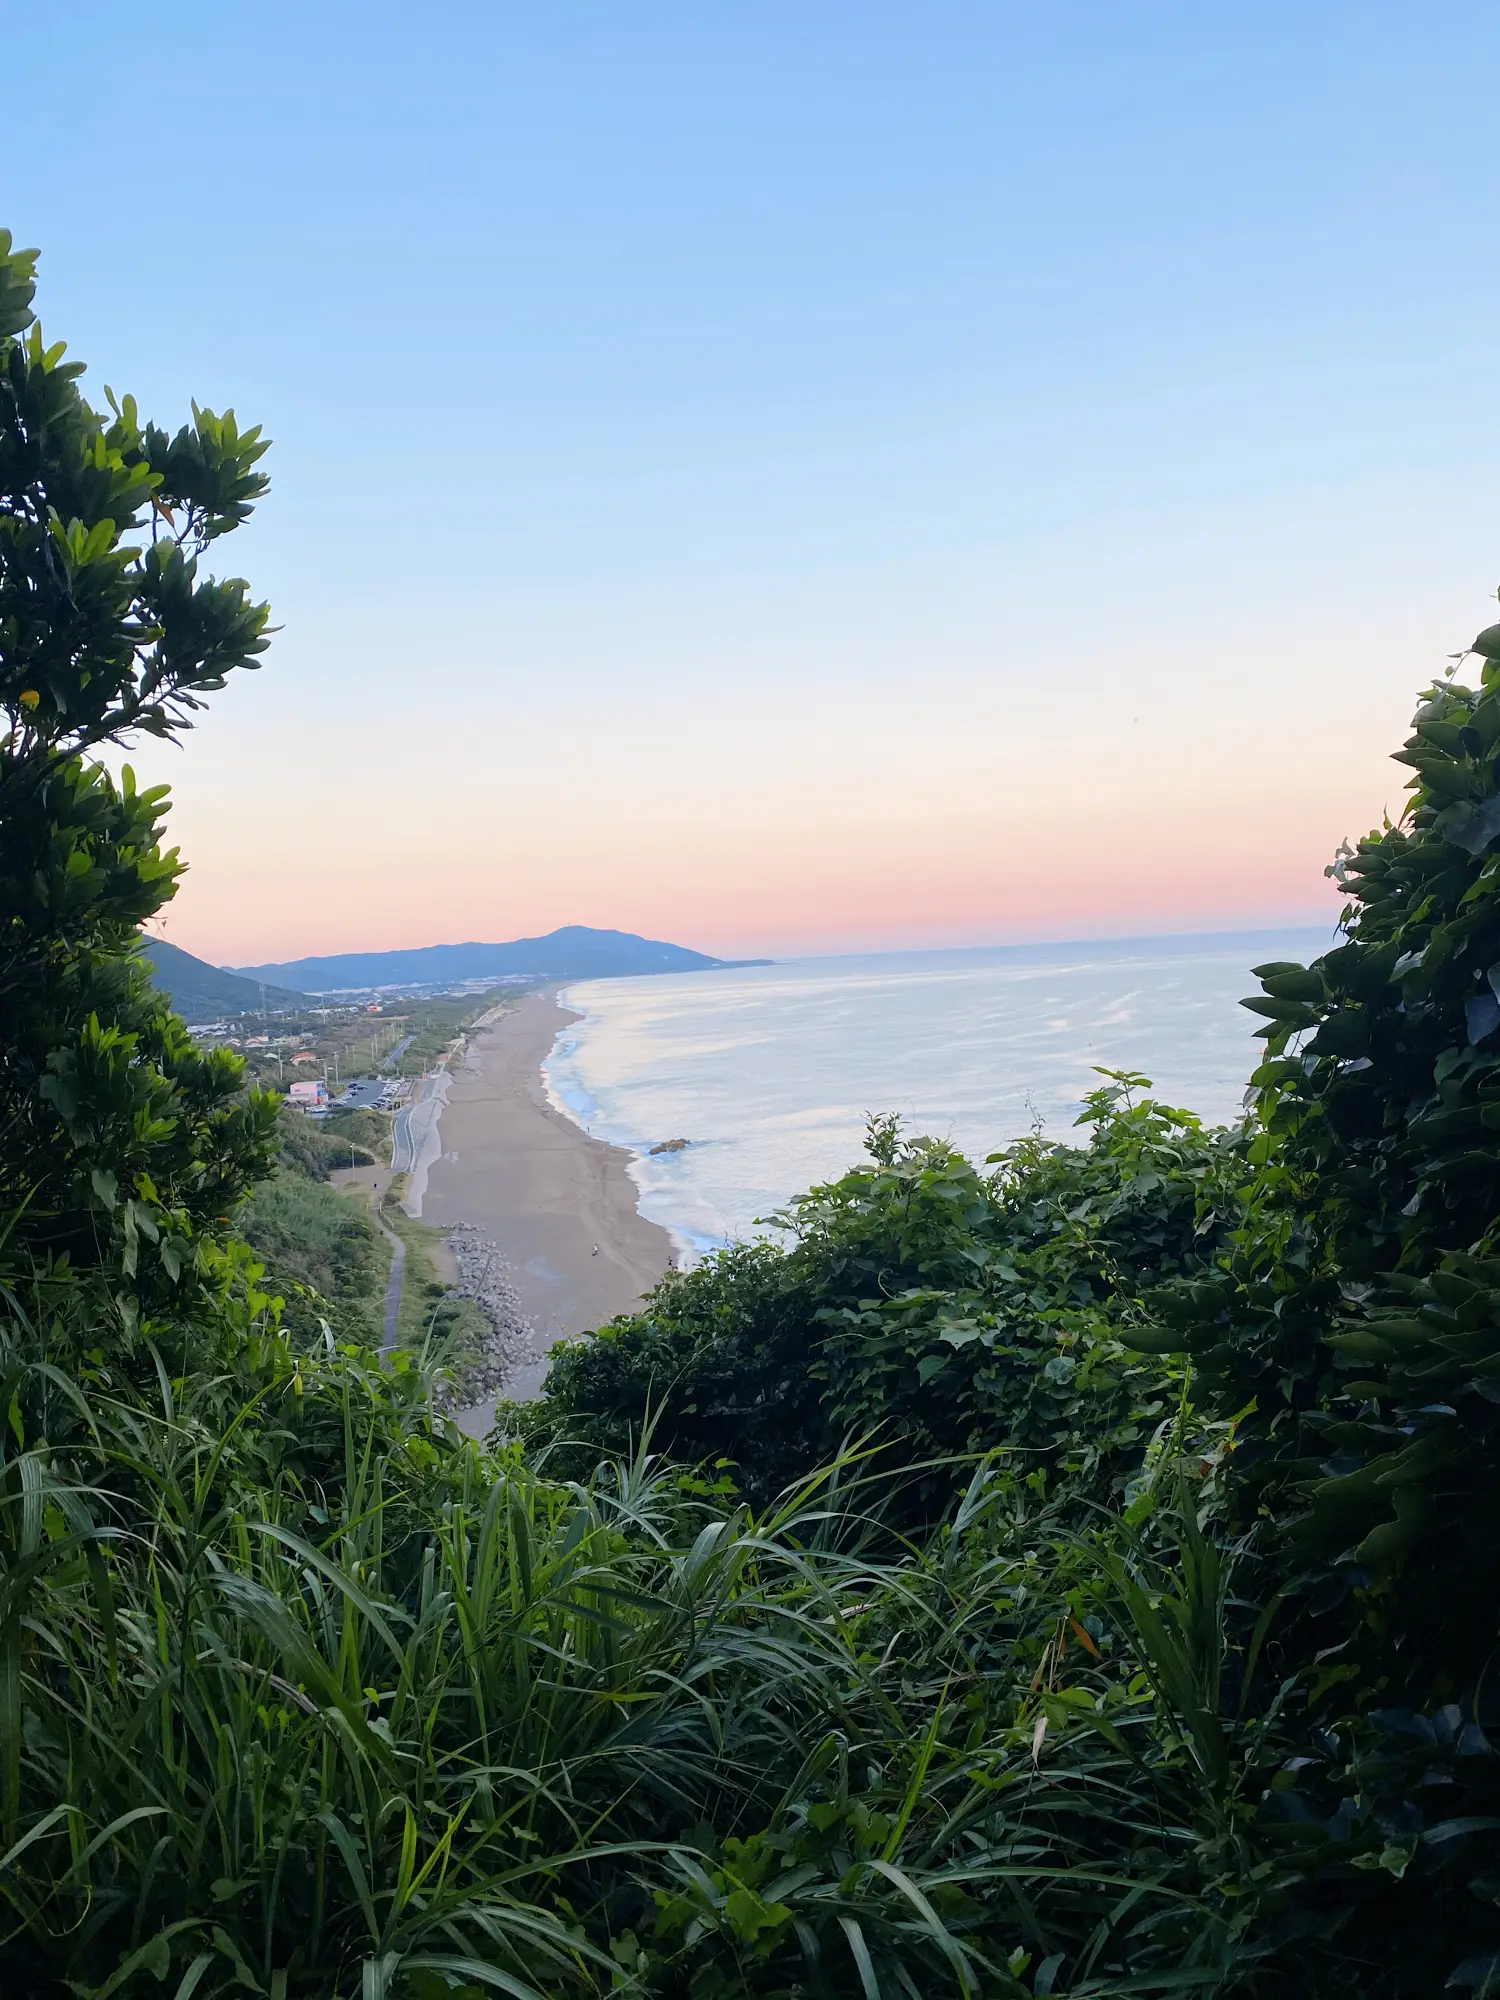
[6,4,1500,961]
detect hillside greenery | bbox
[142,936,307,1022]
[323,1105,393,1160]
[234,1109,388,1343]
[7,225,1500,1999]
[238,1170,387,1345]
[532,1077,1241,1516]
[275,1105,380,1182]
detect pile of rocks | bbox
[439,1222,539,1408]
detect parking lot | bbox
[333,1078,387,1110]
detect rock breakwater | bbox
[440,1222,541,1409]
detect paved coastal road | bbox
[390,1082,426,1175]
[391,1073,450,1210]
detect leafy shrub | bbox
[541,1076,1240,1516]
[1114,633,1500,1991]
[527,1238,821,1500]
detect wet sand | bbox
[418,988,673,1401]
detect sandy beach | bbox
[417,987,673,1403]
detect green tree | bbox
[1149,621,1500,1652]
[1126,612,1500,1991]
[0,231,278,1316]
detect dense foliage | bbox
[8,226,1500,1997]
[323,1106,393,1161]
[1126,638,1500,1988]
[0,1280,1288,2000]
[538,1080,1240,1515]
[0,227,277,1322]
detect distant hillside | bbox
[142,939,307,1021]
[233,925,764,993]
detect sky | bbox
[6,3,1500,966]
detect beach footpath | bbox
[415,988,673,1416]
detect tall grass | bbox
[0,1294,1258,1999]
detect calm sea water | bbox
[544,929,1332,1257]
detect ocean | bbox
[543,928,1332,1258]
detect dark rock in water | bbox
[648,1138,691,1155]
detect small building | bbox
[287,1079,329,1109]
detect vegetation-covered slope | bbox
[236,1110,387,1345]
[7,224,1500,1998]
[142,935,306,1020]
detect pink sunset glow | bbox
[141,602,1404,967]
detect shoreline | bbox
[414,987,673,1413]
[540,987,701,1266]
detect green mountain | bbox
[142,939,307,1021]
